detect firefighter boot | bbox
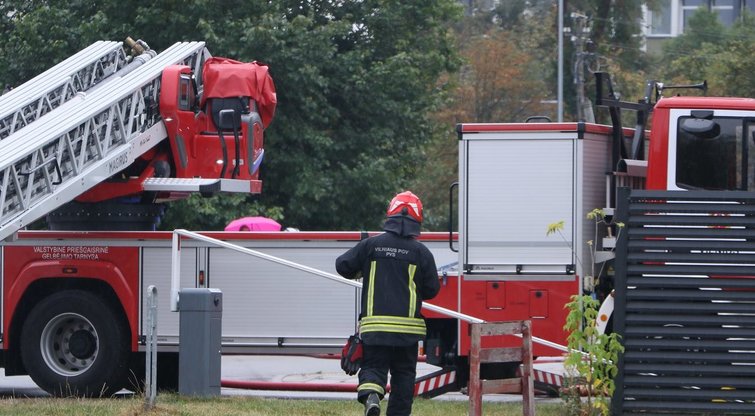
[364,392,381,416]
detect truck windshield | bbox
[676,117,755,191]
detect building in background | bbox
[644,0,755,53]
[460,1,755,55]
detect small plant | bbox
[562,294,624,416]
[547,209,625,415]
[547,209,623,293]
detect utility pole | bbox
[569,12,594,123]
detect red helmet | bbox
[386,191,423,223]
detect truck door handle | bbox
[449,181,458,253]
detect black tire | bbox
[20,290,130,397]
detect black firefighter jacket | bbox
[336,217,440,346]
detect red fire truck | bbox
[0,38,278,396]
[1,38,748,399]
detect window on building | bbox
[649,0,673,34]
[681,0,740,30]
[713,0,736,26]
[644,0,749,40]
[682,0,705,31]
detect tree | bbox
[456,30,551,122]
[456,0,657,122]
[660,10,726,87]
[659,9,755,98]
[247,1,463,231]
[160,194,284,231]
[0,1,111,85]
[410,22,551,231]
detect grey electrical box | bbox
[179,288,223,397]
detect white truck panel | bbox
[579,132,613,276]
[210,247,358,346]
[136,236,456,352]
[459,125,613,281]
[461,134,576,274]
[141,247,198,342]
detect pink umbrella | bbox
[225,216,282,231]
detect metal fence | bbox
[612,188,755,414]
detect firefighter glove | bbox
[340,334,363,376]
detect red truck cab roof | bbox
[655,95,755,111]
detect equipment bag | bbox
[340,333,363,376]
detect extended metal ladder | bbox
[0,41,210,241]
[0,41,130,140]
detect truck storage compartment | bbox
[457,123,613,281]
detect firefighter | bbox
[336,191,440,416]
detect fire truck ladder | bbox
[0,41,210,241]
[0,41,130,140]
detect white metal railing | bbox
[144,285,158,409]
[169,229,569,353]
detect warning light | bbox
[600,314,608,322]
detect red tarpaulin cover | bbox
[201,57,277,127]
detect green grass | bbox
[0,393,566,415]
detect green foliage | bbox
[659,9,755,97]
[412,19,552,230]
[0,1,110,85]
[158,194,284,231]
[582,0,656,68]
[660,10,726,86]
[562,294,624,416]
[548,209,625,415]
[253,1,464,230]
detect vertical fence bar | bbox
[171,231,180,312]
[611,187,630,416]
[521,321,534,416]
[145,285,158,410]
[468,323,482,416]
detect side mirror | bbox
[681,118,720,139]
[219,109,237,131]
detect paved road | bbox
[0,355,561,404]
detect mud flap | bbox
[517,357,566,397]
[414,368,458,398]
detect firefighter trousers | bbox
[357,343,418,416]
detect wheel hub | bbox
[40,313,99,376]
[68,329,97,359]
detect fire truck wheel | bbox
[20,290,130,397]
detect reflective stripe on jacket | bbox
[335,227,440,346]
